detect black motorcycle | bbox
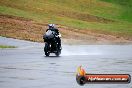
[43,30,61,56]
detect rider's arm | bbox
[55,29,61,38]
[55,28,59,35]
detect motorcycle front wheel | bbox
[55,48,61,56]
[44,42,50,56]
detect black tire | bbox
[55,49,61,56]
[44,42,50,56]
[76,75,86,86]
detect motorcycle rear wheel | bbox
[55,49,61,56]
[44,42,50,56]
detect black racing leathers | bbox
[45,28,61,49]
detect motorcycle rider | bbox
[45,24,61,50]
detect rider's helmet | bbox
[48,24,55,29]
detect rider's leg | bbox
[58,38,61,49]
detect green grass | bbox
[0,45,16,48]
[101,0,132,6]
[0,0,131,22]
[101,0,132,22]
[0,0,132,38]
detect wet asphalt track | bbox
[0,37,132,88]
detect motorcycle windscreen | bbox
[45,30,55,39]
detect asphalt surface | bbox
[0,37,132,88]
